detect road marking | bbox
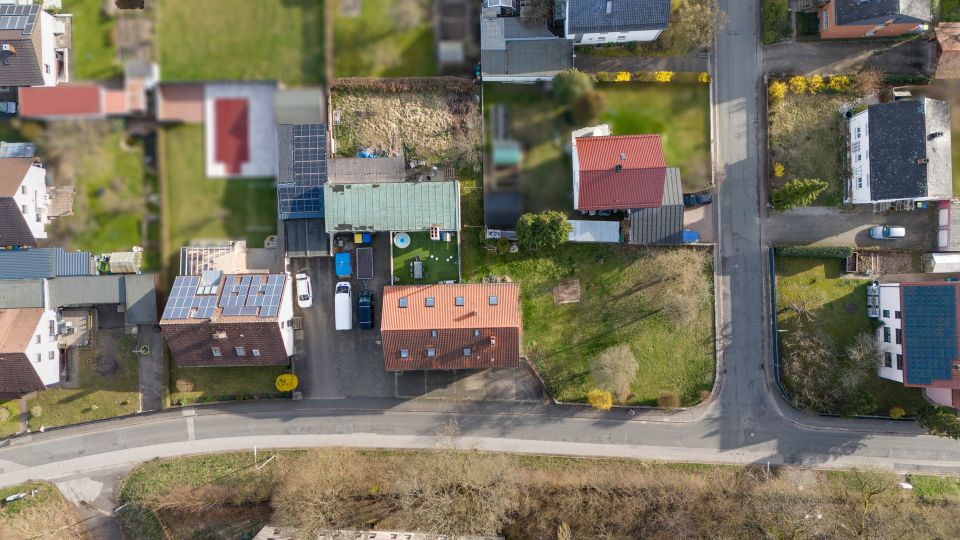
[186,417,195,441]
[181,408,196,417]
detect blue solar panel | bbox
[902,284,959,386]
[161,275,219,321]
[216,274,285,318]
[278,124,327,220]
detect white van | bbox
[334,281,352,331]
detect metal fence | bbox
[768,247,791,401]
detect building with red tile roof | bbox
[571,124,679,211]
[380,283,521,371]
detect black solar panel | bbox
[0,4,39,34]
[218,274,284,318]
[278,124,327,220]
[162,275,218,320]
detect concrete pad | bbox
[685,204,715,244]
[395,372,425,398]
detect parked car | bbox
[358,290,374,330]
[683,192,713,208]
[0,101,17,114]
[869,226,906,240]
[335,282,353,331]
[295,273,312,308]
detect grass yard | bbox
[333,0,436,77]
[25,329,140,430]
[462,233,715,406]
[0,400,19,438]
[943,0,960,22]
[331,82,482,167]
[156,0,324,83]
[392,232,460,284]
[909,475,960,502]
[159,125,277,280]
[599,82,712,192]
[775,257,922,416]
[0,482,91,540]
[70,0,121,80]
[768,92,850,206]
[168,365,291,406]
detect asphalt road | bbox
[4,1,960,494]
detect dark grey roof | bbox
[629,205,683,245]
[661,168,682,206]
[123,274,158,325]
[47,275,125,308]
[328,157,405,184]
[0,279,44,308]
[866,99,951,201]
[0,4,44,87]
[0,199,35,248]
[567,0,670,35]
[484,190,523,229]
[0,248,92,279]
[284,218,330,258]
[502,17,558,39]
[481,37,574,77]
[833,0,929,26]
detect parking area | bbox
[291,233,546,402]
[766,206,938,250]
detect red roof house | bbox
[380,283,521,371]
[572,125,671,211]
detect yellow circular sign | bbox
[275,373,299,392]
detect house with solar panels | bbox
[0,4,71,87]
[0,142,70,248]
[868,281,960,407]
[160,270,294,368]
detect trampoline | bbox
[394,232,411,249]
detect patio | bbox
[391,231,460,285]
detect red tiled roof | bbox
[19,85,103,118]
[381,283,521,371]
[215,98,250,175]
[575,134,667,210]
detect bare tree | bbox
[855,67,885,97]
[590,345,638,402]
[520,0,553,25]
[641,248,711,327]
[671,0,728,51]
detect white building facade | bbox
[10,162,51,241]
[869,282,904,383]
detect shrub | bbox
[889,406,906,420]
[634,71,655,82]
[773,162,785,177]
[698,72,711,83]
[808,75,825,93]
[516,211,572,251]
[495,237,510,254]
[571,91,608,125]
[657,391,681,409]
[768,80,788,105]
[788,75,808,95]
[654,70,674,83]
[175,378,195,393]
[770,178,829,210]
[762,0,789,44]
[917,404,960,439]
[855,68,884,96]
[587,389,613,411]
[614,71,630,82]
[595,71,611,82]
[30,406,42,418]
[827,75,851,93]
[590,345,638,402]
[0,407,9,423]
[775,245,853,258]
[553,69,594,104]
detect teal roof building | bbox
[323,181,461,233]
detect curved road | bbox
[3,1,960,490]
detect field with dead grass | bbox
[0,482,90,539]
[117,449,960,539]
[331,79,482,169]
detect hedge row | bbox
[333,77,475,94]
[776,245,853,259]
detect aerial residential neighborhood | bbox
[5,0,960,538]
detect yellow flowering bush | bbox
[654,70,674,83]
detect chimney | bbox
[917,158,929,164]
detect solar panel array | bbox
[162,274,285,320]
[0,4,38,34]
[162,276,218,320]
[218,274,285,318]
[902,284,958,386]
[278,124,327,220]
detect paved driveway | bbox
[763,39,934,75]
[766,206,938,250]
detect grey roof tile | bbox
[567,0,670,35]
[629,205,683,245]
[834,0,929,26]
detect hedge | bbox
[776,246,853,259]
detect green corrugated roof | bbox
[323,181,460,233]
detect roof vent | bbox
[615,164,623,172]
[606,0,612,14]
[619,152,626,160]
[928,131,944,141]
[917,158,929,164]
[0,43,14,66]
[489,335,496,345]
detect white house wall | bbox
[11,164,49,241]
[875,284,903,383]
[39,12,57,87]
[849,111,872,204]
[24,309,61,386]
[574,29,662,44]
[570,124,611,211]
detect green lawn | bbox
[392,232,460,284]
[943,0,960,22]
[168,365,292,406]
[333,0,436,77]
[775,257,922,416]
[768,91,850,206]
[160,125,277,279]
[910,475,960,502]
[26,330,140,430]
[70,0,121,80]
[0,482,88,538]
[599,82,712,192]
[0,400,19,438]
[157,0,324,83]
[462,233,715,406]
